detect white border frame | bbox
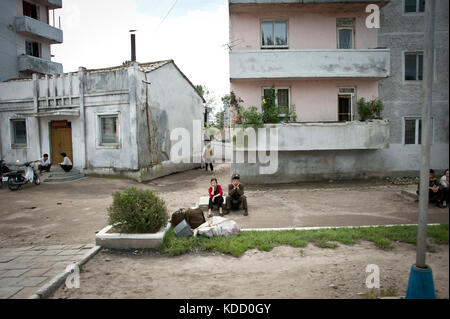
[96,112,121,149]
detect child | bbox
[208,178,224,217]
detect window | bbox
[261,20,288,48]
[11,119,27,146]
[405,52,423,81]
[337,19,355,49]
[404,117,434,144]
[25,41,40,58]
[99,115,119,145]
[23,1,39,19]
[263,87,290,115]
[405,0,425,13]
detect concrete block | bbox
[95,223,171,249]
[198,196,227,210]
[0,287,24,299]
[1,269,29,278]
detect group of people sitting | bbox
[207,173,248,218]
[420,169,449,208]
[34,153,73,173]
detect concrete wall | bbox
[0,0,19,81]
[229,4,378,50]
[230,49,390,79]
[377,0,449,171]
[231,78,379,122]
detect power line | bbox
[153,0,178,35]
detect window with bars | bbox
[263,87,290,115]
[11,119,27,146]
[261,20,288,48]
[405,0,425,13]
[99,115,119,145]
[405,52,423,81]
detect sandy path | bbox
[50,241,449,299]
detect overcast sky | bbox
[52,0,229,111]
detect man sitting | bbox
[35,153,51,173]
[418,169,445,208]
[226,173,248,216]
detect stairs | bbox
[41,167,85,183]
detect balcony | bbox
[233,120,390,151]
[230,49,390,80]
[14,16,63,44]
[18,54,63,75]
[34,0,62,9]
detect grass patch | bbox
[160,224,449,258]
[363,285,399,299]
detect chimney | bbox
[130,30,136,62]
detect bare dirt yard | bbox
[0,164,448,248]
[49,241,449,299]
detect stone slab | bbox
[0,287,24,299]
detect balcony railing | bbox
[233,120,390,151]
[18,55,63,75]
[14,16,63,44]
[230,49,390,80]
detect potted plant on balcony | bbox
[95,187,170,249]
[357,97,384,121]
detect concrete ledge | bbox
[240,223,441,232]
[95,223,171,249]
[28,245,102,299]
[401,189,418,201]
[198,196,227,210]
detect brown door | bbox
[50,121,73,166]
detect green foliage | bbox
[107,187,168,234]
[222,91,244,124]
[160,224,449,258]
[240,106,264,130]
[357,97,384,120]
[262,88,280,124]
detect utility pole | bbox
[405,0,436,299]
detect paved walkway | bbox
[0,244,94,299]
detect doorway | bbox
[50,121,73,166]
[338,95,351,121]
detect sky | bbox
[52,0,230,112]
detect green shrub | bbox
[107,187,168,234]
[262,88,281,124]
[240,106,264,129]
[357,97,384,120]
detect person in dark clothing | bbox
[226,173,248,216]
[208,178,224,217]
[418,169,445,208]
[60,152,73,172]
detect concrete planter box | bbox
[95,223,171,249]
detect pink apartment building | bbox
[229,0,392,183]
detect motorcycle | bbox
[1,160,11,188]
[4,160,41,191]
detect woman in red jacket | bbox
[208,178,224,217]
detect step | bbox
[198,196,227,210]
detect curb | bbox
[240,223,441,232]
[28,245,102,299]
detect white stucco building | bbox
[0,61,205,181]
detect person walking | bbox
[204,143,214,173]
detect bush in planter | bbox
[107,187,168,234]
[357,97,384,120]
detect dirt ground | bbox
[0,164,448,248]
[49,241,449,299]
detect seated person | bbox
[208,178,224,218]
[418,169,445,208]
[440,169,449,207]
[1,160,10,176]
[34,153,51,173]
[226,173,248,216]
[60,153,73,172]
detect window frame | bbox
[25,40,41,58]
[403,116,434,145]
[262,87,291,117]
[404,0,426,14]
[336,18,355,49]
[23,1,39,20]
[10,119,28,148]
[97,113,121,149]
[403,51,424,82]
[337,87,357,122]
[260,19,289,49]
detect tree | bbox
[215,110,225,129]
[195,85,217,125]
